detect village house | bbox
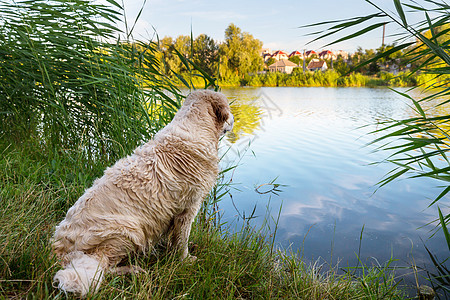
[334,50,349,60]
[262,49,349,62]
[380,63,400,75]
[261,48,272,62]
[271,50,289,61]
[263,53,272,62]
[268,59,298,74]
[260,48,271,56]
[304,50,317,58]
[289,50,303,59]
[307,59,328,71]
[318,50,350,61]
[261,49,350,71]
[318,50,336,60]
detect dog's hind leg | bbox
[53,251,105,297]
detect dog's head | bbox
[184,90,234,136]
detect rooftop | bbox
[307,60,326,69]
[272,50,289,56]
[269,59,298,67]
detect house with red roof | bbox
[318,50,336,60]
[271,50,289,61]
[304,50,317,58]
[289,50,303,59]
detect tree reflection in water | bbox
[225,91,263,144]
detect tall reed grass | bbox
[0,0,181,163]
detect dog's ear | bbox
[211,100,228,124]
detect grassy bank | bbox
[172,70,448,88]
[0,140,406,299]
[241,71,448,88]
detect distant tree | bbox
[377,44,403,62]
[350,47,377,74]
[368,61,380,74]
[333,55,350,75]
[288,56,301,65]
[158,34,219,77]
[156,35,190,75]
[220,23,263,78]
[173,35,191,73]
[266,57,275,67]
[173,35,191,56]
[193,34,219,76]
[157,36,176,75]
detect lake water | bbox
[217,87,448,288]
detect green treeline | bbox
[156,23,263,86]
[241,70,444,87]
[157,23,450,88]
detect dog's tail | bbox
[53,251,104,297]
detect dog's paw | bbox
[184,254,197,263]
[109,265,146,275]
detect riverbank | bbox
[0,139,406,299]
[175,70,447,89]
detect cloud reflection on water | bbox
[218,87,449,287]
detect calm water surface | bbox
[218,87,448,286]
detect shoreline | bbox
[172,71,447,89]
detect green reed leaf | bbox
[393,0,408,28]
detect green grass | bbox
[0,141,407,299]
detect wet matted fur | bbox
[51,90,234,296]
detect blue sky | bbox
[116,0,412,53]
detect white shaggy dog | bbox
[51,90,234,297]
